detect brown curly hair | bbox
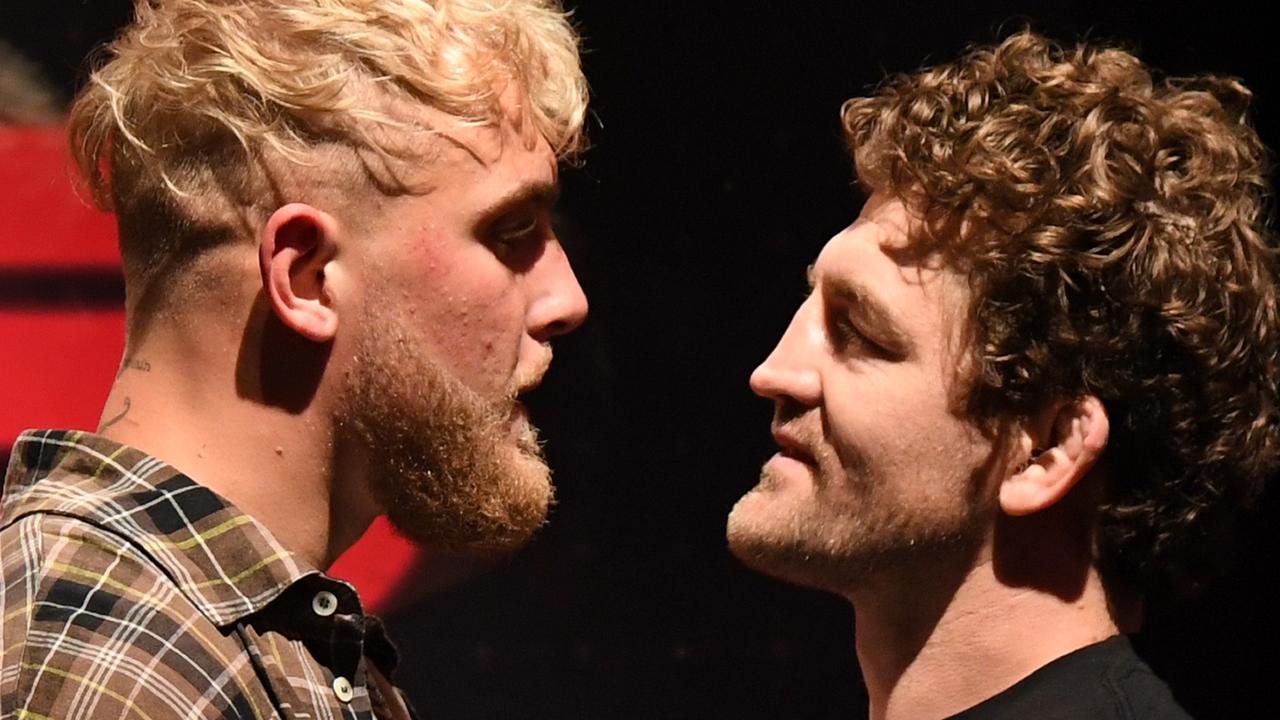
[841,30,1280,597]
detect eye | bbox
[485,214,548,269]
[828,313,883,356]
[490,216,539,247]
[486,215,541,257]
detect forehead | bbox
[341,83,558,229]
[812,194,968,343]
[336,79,556,199]
[426,81,555,182]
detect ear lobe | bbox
[1000,396,1110,516]
[259,203,341,343]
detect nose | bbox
[749,299,822,407]
[527,238,589,341]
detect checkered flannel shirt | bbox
[1,429,416,719]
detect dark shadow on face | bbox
[846,438,1009,682]
[235,293,332,413]
[505,233,549,275]
[990,470,1101,604]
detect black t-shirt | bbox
[946,636,1191,719]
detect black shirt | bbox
[947,635,1191,719]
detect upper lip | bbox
[514,348,554,397]
[514,372,545,398]
[771,428,816,464]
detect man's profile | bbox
[728,31,1278,719]
[0,0,587,717]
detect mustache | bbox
[772,398,822,450]
[510,344,554,399]
[771,421,822,456]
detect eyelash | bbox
[494,217,538,242]
[829,314,880,355]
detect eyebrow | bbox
[807,265,912,353]
[478,181,561,223]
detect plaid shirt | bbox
[1,429,415,719]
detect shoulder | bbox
[1101,641,1192,720]
[950,636,1191,720]
[1,513,274,720]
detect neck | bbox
[850,555,1120,720]
[97,305,377,570]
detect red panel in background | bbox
[0,309,125,441]
[330,518,428,613]
[0,126,119,269]
[0,306,426,612]
[0,124,424,615]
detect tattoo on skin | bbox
[116,357,151,379]
[99,397,132,433]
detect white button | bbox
[312,591,338,617]
[333,675,354,703]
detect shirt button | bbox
[312,590,338,617]
[333,675,354,703]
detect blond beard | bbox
[337,316,553,553]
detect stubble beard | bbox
[337,316,553,554]
[727,457,990,596]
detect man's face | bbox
[337,87,587,552]
[727,194,1000,595]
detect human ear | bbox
[999,396,1110,516]
[259,203,341,343]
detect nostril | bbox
[543,316,578,339]
[530,294,588,341]
[774,396,809,425]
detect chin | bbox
[726,483,868,596]
[462,445,556,553]
[377,435,557,555]
[726,488,799,568]
[726,519,845,595]
[727,463,811,530]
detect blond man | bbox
[729,32,1278,719]
[0,1,588,717]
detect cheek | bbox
[390,250,527,396]
[435,292,526,396]
[821,367,982,484]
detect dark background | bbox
[3,1,1276,718]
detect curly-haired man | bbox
[1,1,588,717]
[728,31,1278,719]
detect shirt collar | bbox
[2,428,343,626]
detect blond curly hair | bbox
[69,0,587,295]
[842,31,1279,597]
